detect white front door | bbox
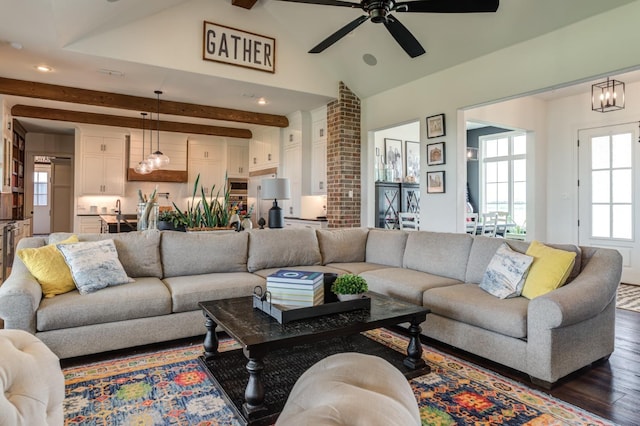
[578,123,640,284]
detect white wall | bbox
[362,2,640,235]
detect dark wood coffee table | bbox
[198,291,430,425]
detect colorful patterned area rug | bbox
[617,283,640,313]
[63,329,613,426]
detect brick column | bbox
[326,82,361,228]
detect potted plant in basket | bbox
[172,173,233,231]
[331,274,368,301]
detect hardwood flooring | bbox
[418,308,640,426]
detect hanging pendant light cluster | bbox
[134,112,153,175]
[147,90,170,169]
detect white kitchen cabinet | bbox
[284,218,328,229]
[310,108,327,195]
[80,135,125,195]
[227,141,249,177]
[188,138,225,195]
[249,127,279,171]
[78,216,102,233]
[282,145,302,217]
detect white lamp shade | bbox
[261,178,290,200]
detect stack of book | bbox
[266,270,324,308]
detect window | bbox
[590,132,632,240]
[480,132,526,226]
[34,171,48,206]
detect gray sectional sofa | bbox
[0,227,622,386]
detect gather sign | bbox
[203,21,276,73]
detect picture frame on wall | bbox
[427,171,445,193]
[426,113,445,138]
[404,140,420,182]
[426,141,445,166]
[384,138,403,182]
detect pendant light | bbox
[147,90,170,168]
[134,112,153,174]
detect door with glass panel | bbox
[578,124,639,284]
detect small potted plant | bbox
[331,274,368,301]
[157,210,187,232]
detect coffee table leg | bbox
[242,348,268,418]
[202,314,219,360]
[404,318,426,369]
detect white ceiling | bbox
[0,0,636,134]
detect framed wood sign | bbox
[203,21,276,73]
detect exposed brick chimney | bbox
[326,82,361,228]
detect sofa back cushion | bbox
[317,228,369,264]
[161,231,249,278]
[403,231,473,282]
[465,236,582,284]
[247,228,321,272]
[48,231,163,278]
[365,229,408,267]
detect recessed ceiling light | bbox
[257,97,267,105]
[36,65,53,72]
[363,53,377,66]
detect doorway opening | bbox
[31,155,73,235]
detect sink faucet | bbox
[115,199,121,215]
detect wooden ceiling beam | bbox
[232,0,259,9]
[0,77,288,128]
[11,105,253,139]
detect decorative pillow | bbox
[479,243,533,299]
[17,235,79,298]
[521,240,577,299]
[57,239,133,295]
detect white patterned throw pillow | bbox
[480,243,533,299]
[57,239,133,295]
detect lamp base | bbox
[268,200,284,229]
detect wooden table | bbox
[199,292,430,425]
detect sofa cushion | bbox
[424,283,529,339]
[316,228,368,264]
[163,272,265,312]
[161,231,249,278]
[57,240,133,295]
[36,278,171,331]
[365,229,408,267]
[17,235,79,298]
[479,243,533,299]
[403,231,473,282]
[247,228,321,272]
[360,268,461,306]
[48,231,163,278]
[521,241,576,299]
[325,262,390,275]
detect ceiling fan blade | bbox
[276,0,360,8]
[309,15,369,53]
[395,0,499,13]
[383,15,426,58]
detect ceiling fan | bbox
[277,0,499,58]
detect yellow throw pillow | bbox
[17,235,79,298]
[521,240,576,299]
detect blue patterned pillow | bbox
[480,243,533,299]
[57,239,133,295]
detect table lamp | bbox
[261,178,290,228]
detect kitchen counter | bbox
[99,214,138,233]
[284,216,328,222]
[283,217,328,229]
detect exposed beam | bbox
[232,0,258,9]
[0,77,289,128]
[11,105,253,139]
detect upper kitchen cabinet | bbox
[80,133,125,196]
[310,106,327,195]
[128,131,188,182]
[249,127,279,172]
[188,137,225,195]
[226,140,249,178]
[280,111,310,218]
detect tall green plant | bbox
[172,173,231,229]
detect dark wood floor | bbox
[61,308,639,425]
[419,308,640,426]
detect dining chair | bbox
[466,213,478,234]
[399,212,420,231]
[480,212,498,237]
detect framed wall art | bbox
[427,171,445,193]
[426,141,445,166]
[384,138,403,181]
[404,140,420,182]
[426,113,445,138]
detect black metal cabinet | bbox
[375,182,421,229]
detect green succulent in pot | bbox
[331,274,368,300]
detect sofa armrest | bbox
[528,247,621,330]
[0,269,42,332]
